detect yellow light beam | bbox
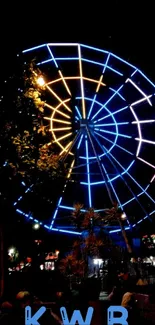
[96,75,104,93]
[67,159,75,178]
[56,141,74,155]
[46,85,71,112]
[53,132,72,143]
[49,127,72,131]
[45,102,71,119]
[44,117,71,125]
[47,76,106,87]
[78,45,86,118]
[59,141,73,156]
[58,70,72,96]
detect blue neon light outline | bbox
[77,134,84,149]
[23,43,155,89]
[107,149,155,204]
[14,179,154,235]
[92,131,152,222]
[22,43,47,53]
[80,160,135,186]
[19,43,155,234]
[109,87,126,101]
[15,206,154,235]
[94,131,134,156]
[87,53,110,119]
[37,58,122,77]
[87,94,97,119]
[50,196,62,229]
[95,122,129,127]
[101,163,131,226]
[59,205,86,212]
[94,128,131,139]
[101,163,123,209]
[47,44,58,68]
[131,70,137,77]
[94,105,129,124]
[75,106,82,119]
[91,85,124,120]
[92,132,149,221]
[37,56,122,76]
[76,96,118,160]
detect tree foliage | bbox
[0,58,64,183]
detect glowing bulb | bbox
[93,258,103,266]
[33,223,40,230]
[37,76,45,87]
[121,212,127,220]
[8,248,15,256]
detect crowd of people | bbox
[0,266,155,324]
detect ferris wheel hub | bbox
[80,119,94,129]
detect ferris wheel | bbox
[14,43,155,235]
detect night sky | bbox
[1,3,155,252]
[1,3,155,79]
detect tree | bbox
[0,59,64,182]
[59,206,111,280]
[105,204,133,254]
[0,58,64,298]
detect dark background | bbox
[1,2,155,79]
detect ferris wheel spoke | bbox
[67,159,75,178]
[72,159,98,170]
[87,53,110,119]
[130,95,153,108]
[78,45,86,118]
[87,128,114,204]
[85,137,92,207]
[137,157,155,169]
[132,120,155,124]
[50,127,72,132]
[94,83,153,124]
[94,130,115,145]
[94,128,131,139]
[91,84,124,120]
[59,141,73,156]
[77,134,84,150]
[94,131,134,155]
[101,163,123,211]
[46,85,72,112]
[129,105,142,156]
[94,105,128,124]
[61,131,81,162]
[50,158,76,229]
[53,132,72,143]
[107,148,155,204]
[75,106,82,119]
[47,45,72,96]
[87,94,97,119]
[44,117,71,125]
[45,101,71,119]
[135,138,155,145]
[109,87,126,101]
[95,122,129,127]
[126,78,152,106]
